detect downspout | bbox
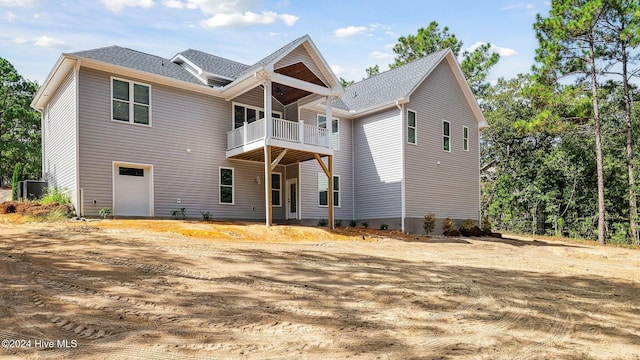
[351,112,355,222]
[396,100,405,233]
[74,59,82,217]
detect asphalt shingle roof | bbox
[177,49,249,79]
[336,49,449,112]
[70,46,202,85]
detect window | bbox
[443,120,451,152]
[318,173,340,207]
[112,78,150,125]
[119,167,144,177]
[407,110,417,145]
[233,103,282,129]
[219,167,234,204]
[272,172,281,207]
[463,126,469,151]
[317,114,339,150]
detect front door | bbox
[286,179,297,219]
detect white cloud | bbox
[501,3,534,10]
[331,65,345,76]
[0,0,36,6]
[335,25,368,38]
[33,13,41,19]
[11,37,28,44]
[383,43,395,50]
[163,0,184,9]
[99,0,155,12]
[165,0,297,28]
[370,51,393,60]
[32,35,69,49]
[466,42,517,57]
[4,11,16,22]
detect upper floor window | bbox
[317,114,339,150]
[463,126,469,151]
[112,78,150,126]
[443,120,451,152]
[233,103,281,129]
[407,110,417,145]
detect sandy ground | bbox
[0,218,639,359]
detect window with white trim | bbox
[317,114,339,150]
[443,120,451,152]
[272,172,281,207]
[463,126,469,151]
[233,103,281,129]
[112,78,150,125]
[219,167,234,204]
[318,173,340,207]
[407,110,417,144]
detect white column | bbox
[264,80,272,140]
[299,120,304,143]
[264,80,272,227]
[325,97,333,148]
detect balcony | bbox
[226,117,333,163]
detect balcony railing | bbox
[227,117,331,150]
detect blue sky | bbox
[0,0,550,85]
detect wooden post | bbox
[264,145,272,227]
[328,155,334,230]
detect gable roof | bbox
[71,46,202,85]
[335,49,448,113]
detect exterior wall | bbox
[233,87,285,120]
[77,68,281,220]
[43,69,78,209]
[353,108,402,220]
[404,61,480,222]
[284,103,298,121]
[298,107,353,221]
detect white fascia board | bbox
[31,55,75,110]
[348,98,410,118]
[170,54,203,75]
[270,72,338,97]
[300,37,344,90]
[70,56,222,97]
[443,53,487,128]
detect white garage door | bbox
[114,164,152,216]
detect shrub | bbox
[171,208,186,220]
[349,220,357,227]
[40,187,71,205]
[1,202,17,214]
[201,211,211,221]
[11,162,23,201]
[379,224,388,230]
[423,214,436,234]
[317,218,328,227]
[442,217,456,233]
[99,207,111,219]
[481,216,492,233]
[361,221,369,228]
[334,219,342,227]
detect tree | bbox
[534,0,608,244]
[601,0,640,244]
[365,65,380,79]
[0,57,40,186]
[11,162,22,200]
[389,21,500,98]
[339,77,354,87]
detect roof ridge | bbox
[180,48,249,67]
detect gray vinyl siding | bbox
[233,87,285,121]
[77,68,282,219]
[44,69,77,207]
[353,108,402,219]
[275,45,332,87]
[284,103,298,121]
[298,108,353,220]
[404,61,480,220]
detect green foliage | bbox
[1,58,41,186]
[360,220,369,228]
[423,214,436,234]
[171,208,186,220]
[349,220,357,227]
[99,207,111,219]
[334,219,342,227]
[317,218,328,227]
[610,222,631,245]
[459,219,477,231]
[340,77,354,87]
[201,211,211,221]
[389,21,499,98]
[39,187,70,205]
[365,65,380,78]
[481,217,492,233]
[11,162,23,200]
[442,217,455,233]
[379,224,388,230]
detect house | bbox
[31,34,486,234]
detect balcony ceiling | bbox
[272,62,328,105]
[228,146,327,165]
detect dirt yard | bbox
[0,218,639,359]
